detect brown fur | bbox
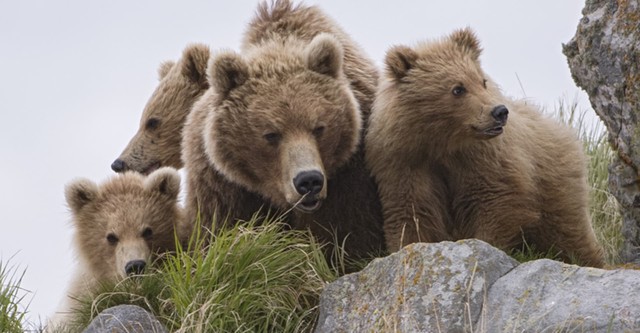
[112,44,210,174]
[182,0,384,261]
[365,28,604,267]
[48,168,185,330]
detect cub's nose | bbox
[125,260,146,275]
[293,170,324,195]
[111,159,127,173]
[491,105,509,124]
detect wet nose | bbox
[293,170,324,195]
[491,105,509,124]
[125,260,146,275]
[111,159,127,173]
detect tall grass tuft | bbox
[0,258,30,333]
[68,213,338,332]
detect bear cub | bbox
[47,167,186,331]
[366,28,604,267]
[112,44,210,174]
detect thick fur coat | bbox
[182,0,385,262]
[365,28,604,267]
[47,168,185,330]
[112,44,210,174]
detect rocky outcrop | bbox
[481,259,640,332]
[563,0,640,263]
[315,240,517,333]
[82,305,168,333]
[316,240,640,333]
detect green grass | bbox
[0,257,30,333]
[62,213,338,333]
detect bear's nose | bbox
[125,260,146,275]
[491,105,509,124]
[111,159,127,173]
[293,170,324,196]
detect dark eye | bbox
[313,126,325,138]
[141,227,153,239]
[452,86,466,96]
[264,132,282,145]
[145,118,160,131]
[483,79,488,89]
[106,233,119,245]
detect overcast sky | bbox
[0,0,593,325]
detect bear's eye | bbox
[483,79,488,89]
[452,86,466,96]
[263,132,282,146]
[141,227,153,239]
[106,233,119,245]
[313,126,325,138]
[145,118,160,131]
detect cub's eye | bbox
[263,132,282,145]
[145,118,160,130]
[452,86,466,96]
[106,233,119,245]
[141,227,153,239]
[313,125,325,138]
[483,79,488,89]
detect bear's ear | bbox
[157,60,175,80]
[144,167,181,199]
[384,45,418,81]
[65,179,99,213]
[181,43,211,87]
[305,33,343,79]
[450,27,482,61]
[208,50,249,97]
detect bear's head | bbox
[381,27,509,153]
[65,167,182,281]
[204,33,361,213]
[112,44,210,175]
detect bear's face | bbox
[65,168,181,281]
[205,34,361,212]
[383,28,509,152]
[112,44,210,175]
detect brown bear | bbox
[182,0,384,262]
[365,28,605,267]
[47,168,186,331]
[111,44,210,174]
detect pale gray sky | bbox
[0,0,593,325]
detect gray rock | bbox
[563,0,640,263]
[315,239,518,333]
[82,305,168,333]
[480,259,640,333]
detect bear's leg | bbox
[528,166,606,267]
[526,210,605,268]
[379,168,450,251]
[456,186,541,253]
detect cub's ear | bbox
[65,179,99,213]
[157,60,175,80]
[305,33,343,79]
[385,45,418,81]
[144,167,181,199]
[181,43,211,88]
[208,50,249,97]
[450,27,482,61]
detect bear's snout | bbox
[111,159,128,173]
[293,170,324,196]
[124,260,147,275]
[491,105,509,125]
